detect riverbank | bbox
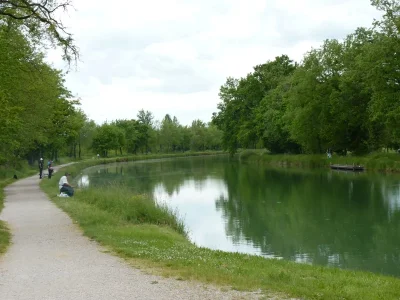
[239,150,400,172]
[40,154,400,300]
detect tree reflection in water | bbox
[76,156,400,277]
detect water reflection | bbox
[382,182,400,218]
[77,175,90,188]
[76,156,400,277]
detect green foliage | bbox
[0,24,83,166]
[213,56,300,155]
[97,113,224,156]
[0,0,78,63]
[73,186,187,236]
[213,3,400,155]
[92,123,125,157]
[0,221,9,254]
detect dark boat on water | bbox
[330,164,364,171]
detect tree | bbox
[137,109,154,126]
[190,120,206,151]
[256,78,300,154]
[213,56,298,154]
[0,0,78,63]
[0,24,80,164]
[66,109,86,159]
[204,123,223,151]
[254,56,298,153]
[114,119,143,154]
[78,118,97,158]
[283,40,352,154]
[371,0,400,35]
[159,114,181,152]
[92,124,125,157]
[212,77,241,155]
[137,110,154,153]
[0,90,22,165]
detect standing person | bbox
[59,172,74,197]
[48,160,54,179]
[39,158,44,179]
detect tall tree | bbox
[0,24,79,164]
[137,110,154,153]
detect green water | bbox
[76,156,400,277]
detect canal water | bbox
[75,155,400,277]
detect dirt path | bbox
[0,172,266,300]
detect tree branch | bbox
[0,0,78,65]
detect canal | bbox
[75,155,400,277]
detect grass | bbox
[40,158,400,300]
[239,149,400,172]
[0,182,10,254]
[0,220,10,254]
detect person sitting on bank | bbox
[59,172,74,197]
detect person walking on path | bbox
[59,172,74,197]
[47,160,54,179]
[39,158,44,179]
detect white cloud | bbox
[47,0,382,125]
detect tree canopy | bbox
[0,23,81,165]
[212,1,400,155]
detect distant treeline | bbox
[212,1,400,155]
[90,112,223,157]
[0,9,222,166]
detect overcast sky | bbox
[47,0,381,126]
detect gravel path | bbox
[0,172,268,300]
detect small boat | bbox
[330,164,364,171]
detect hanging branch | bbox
[0,0,78,64]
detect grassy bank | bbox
[40,156,400,300]
[0,180,10,254]
[0,219,9,255]
[0,163,38,255]
[239,149,400,172]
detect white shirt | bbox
[59,176,69,191]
